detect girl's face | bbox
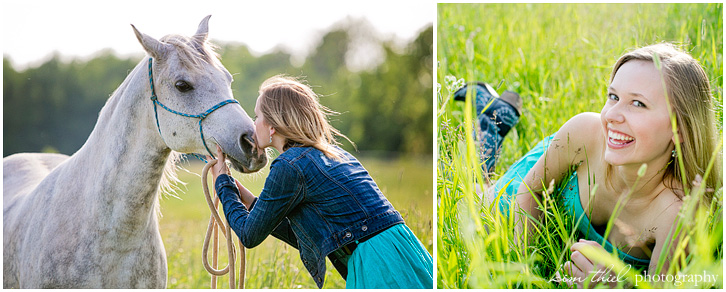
[253,95,272,152]
[600,60,675,167]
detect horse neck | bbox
[70,59,171,235]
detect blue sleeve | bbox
[215,159,304,248]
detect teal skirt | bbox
[344,223,433,289]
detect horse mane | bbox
[159,151,184,194]
[154,151,184,219]
[158,34,223,75]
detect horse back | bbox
[3,153,69,205]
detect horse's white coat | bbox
[3,16,266,288]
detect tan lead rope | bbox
[201,159,246,289]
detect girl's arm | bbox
[215,161,305,248]
[648,198,685,278]
[565,198,685,288]
[210,145,257,209]
[514,113,601,239]
[233,179,256,209]
[211,146,305,249]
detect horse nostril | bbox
[240,133,256,148]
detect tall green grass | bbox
[437,3,722,288]
[160,155,432,288]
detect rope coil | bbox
[201,159,246,289]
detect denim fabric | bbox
[215,146,405,288]
[454,83,520,172]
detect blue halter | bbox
[147,58,239,162]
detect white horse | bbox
[3,16,267,288]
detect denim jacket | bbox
[215,146,404,288]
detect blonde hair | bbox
[608,43,722,201]
[258,75,353,159]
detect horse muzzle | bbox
[226,132,267,173]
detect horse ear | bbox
[131,24,170,59]
[193,15,212,43]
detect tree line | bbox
[3,21,432,157]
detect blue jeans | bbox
[453,83,520,172]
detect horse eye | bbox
[175,80,194,92]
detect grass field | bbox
[437,3,723,289]
[158,155,432,289]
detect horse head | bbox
[131,15,267,173]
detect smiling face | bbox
[600,60,675,167]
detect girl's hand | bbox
[209,145,231,181]
[563,239,618,288]
[208,145,256,208]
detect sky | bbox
[2,0,433,70]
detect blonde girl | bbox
[210,75,433,289]
[465,43,721,287]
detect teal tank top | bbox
[493,134,650,270]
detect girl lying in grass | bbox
[461,43,721,288]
